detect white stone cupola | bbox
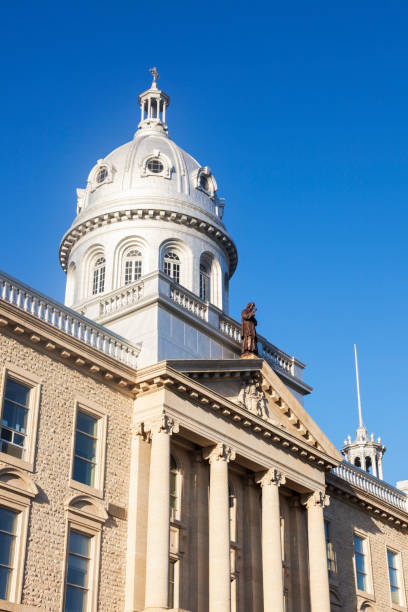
[59,69,240,368]
[341,345,386,479]
[138,67,170,134]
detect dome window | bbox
[124,249,143,285]
[92,257,106,295]
[147,158,164,174]
[96,167,108,184]
[192,166,218,199]
[89,160,114,192]
[164,252,180,284]
[141,151,172,179]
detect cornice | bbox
[326,472,408,532]
[59,206,238,276]
[133,362,340,472]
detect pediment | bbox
[167,358,342,460]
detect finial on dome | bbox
[137,69,170,135]
[149,66,159,88]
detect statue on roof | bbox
[241,302,258,356]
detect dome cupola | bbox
[137,67,170,135]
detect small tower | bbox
[137,67,170,134]
[341,345,386,479]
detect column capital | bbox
[137,413,180,438]
[301,490,330,510]
[203,442,236,464]
[255,467,286,488]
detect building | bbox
[0,71,407,612]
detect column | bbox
[303,491,331,612]
[203,443,236,612]
[144,415,179,611]
[256,468,286,612]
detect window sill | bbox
[391,603,407,611]
[69,479,103,500]
[0,451,33,473]
[0,600,45,611]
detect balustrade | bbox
[333,462,408,512]
[0,271,139,368]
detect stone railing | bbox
[218,315,296,378]
[333,462,408,513]
[0,271,139,368]
[219,316,241,342]
[169,284,208,321]
[258,336,295,377]
[100,281,144,317]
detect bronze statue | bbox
[241,302,258,356]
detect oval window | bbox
[147,158,164,174]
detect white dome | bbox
[79,131,223,224]
[59,76,237,285]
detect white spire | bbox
[341,344,386,479]
[354,343,364,428]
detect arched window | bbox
[199,263,210,301]
[170,455,179,521]
[124,249,142,285]
[92,257,105,295]
[354,457,361,468]
[164,252,180,284]
[96,166,108,184]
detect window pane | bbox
[73,457,95,487]
[65,585,87,612]
[0,507,17,535]
[76,412,97,437]
[354,536,364,553]
[5,379,30,406]
[2,401,28,433]
[69,531,90,557]
[355,553,365,573]
[67,554,89,587]
[356,572,366,592]
[389,567,398,586]
[0,440,23,458]
[391,586,400,604]
[0,565,11,600]
[0,532,15,565]
[75,432,96,462]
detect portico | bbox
[125,359,341,612]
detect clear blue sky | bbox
[1,2,407,484]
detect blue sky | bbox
[1,2,407,484]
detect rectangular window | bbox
[324,521,336,576]
[73,411,98,487]
[354,535,369,592]
[168,558,179,608]
[64,529,91,612]
[388,549,402,605]
[124,261,133,285]
[92,266,105,295]
[0,506,18,601]
[1,377,30,460]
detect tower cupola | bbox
[341,345,386,479]
[137,67,170,135]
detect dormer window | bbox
[89,160,114,192]
[192,166,217,199]
[147,158,164,174]
[141,151,172,179]
[96,167,108,184]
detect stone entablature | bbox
[59,205,238,275]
